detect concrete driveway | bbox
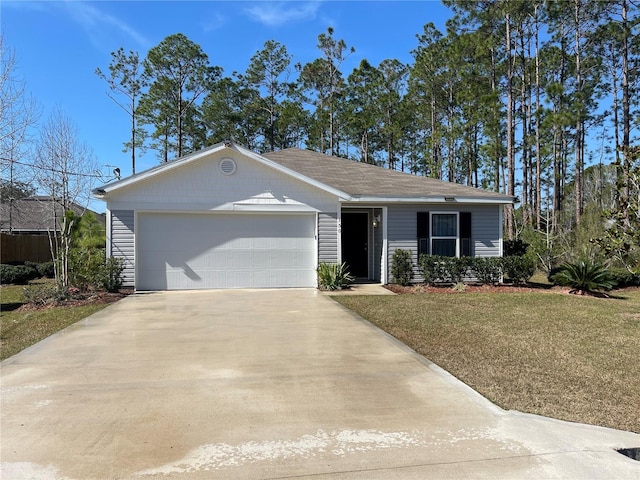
[1,289,638,479]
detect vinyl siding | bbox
[387,206,421,281]
[318,212,338,264]
[470,206,502,257]
[387,204,502,283]
[373,208,383,281]
[111,210,134,288]
[106,149,336,213]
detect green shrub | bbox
[427,255,449,283]
[503,256,536,284]
[472,257,503,284]
[418,255,471,284]
[608,268,640,288]
[503,238,529,257]
[69,247,105,291]
[552,261,614,294]
[99,257,126,293]
[444,256,471,283]
[418,254,438,285]
[36,262,55,278]
[391,249,414,286]
[24,261,39,270]
[0,264,38,285]
[317,262,353,291]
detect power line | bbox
[0,157,113,180]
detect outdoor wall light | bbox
[372,214,381,227]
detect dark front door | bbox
[341,212,369,278]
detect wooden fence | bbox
[1,233,52,264]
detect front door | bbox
[341,212,369,278]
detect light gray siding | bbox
[387,204,502,283]
[387,205,421,281]
[372,208,383,281]
[111,210,134,288]
[469,206,502,257]
[318,212,338,264]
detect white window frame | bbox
[430,211,459,257]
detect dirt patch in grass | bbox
[334,288,640,433]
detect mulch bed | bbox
[16,289,132,311]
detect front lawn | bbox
[334,289,640,433]
[0,284,121,361]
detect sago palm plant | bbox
[552,260,614,295]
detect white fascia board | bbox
[346,196,514,205]
[234,144,352,201]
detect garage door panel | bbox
[137,213,316,290]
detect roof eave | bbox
[343,195,515,205]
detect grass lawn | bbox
[334,288,640,433]
[0,284,116,361]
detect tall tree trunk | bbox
[612,40,622,209]
[269,91,276,152]
[505,13,516,240]
[177,94,183,158]
[430,92,441,179]
[534,6,542,230]
[574,0,584,223]
[552,125,560,231]
[520,30,530,227]
[491,46,501,193]
[131,110,137,174]
[447,80,455,182]
[466,124,472,186]
[621,0,631,208]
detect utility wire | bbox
[0,157,114,179]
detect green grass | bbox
[334,289,640,433]
[1,284,111,361]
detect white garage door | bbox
[137,213,317,290]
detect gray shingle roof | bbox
[0,197,104,233]
[263,148,513,201]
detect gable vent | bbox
[219,157,237,175]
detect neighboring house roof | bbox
[0,196,104,233]
[94,142,514,204]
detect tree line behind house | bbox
[2,1,639,286]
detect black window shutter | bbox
[417,212,429,238]
[460,212,472,256]
[460,212,472,238]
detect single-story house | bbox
[93,142,514,290]
[0,196,105,235]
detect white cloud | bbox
[244,1,321,28]
[201,11,227,33]
[62,1,151,51]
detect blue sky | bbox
[2,0,453,212]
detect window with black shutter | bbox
[417,211,472,258]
